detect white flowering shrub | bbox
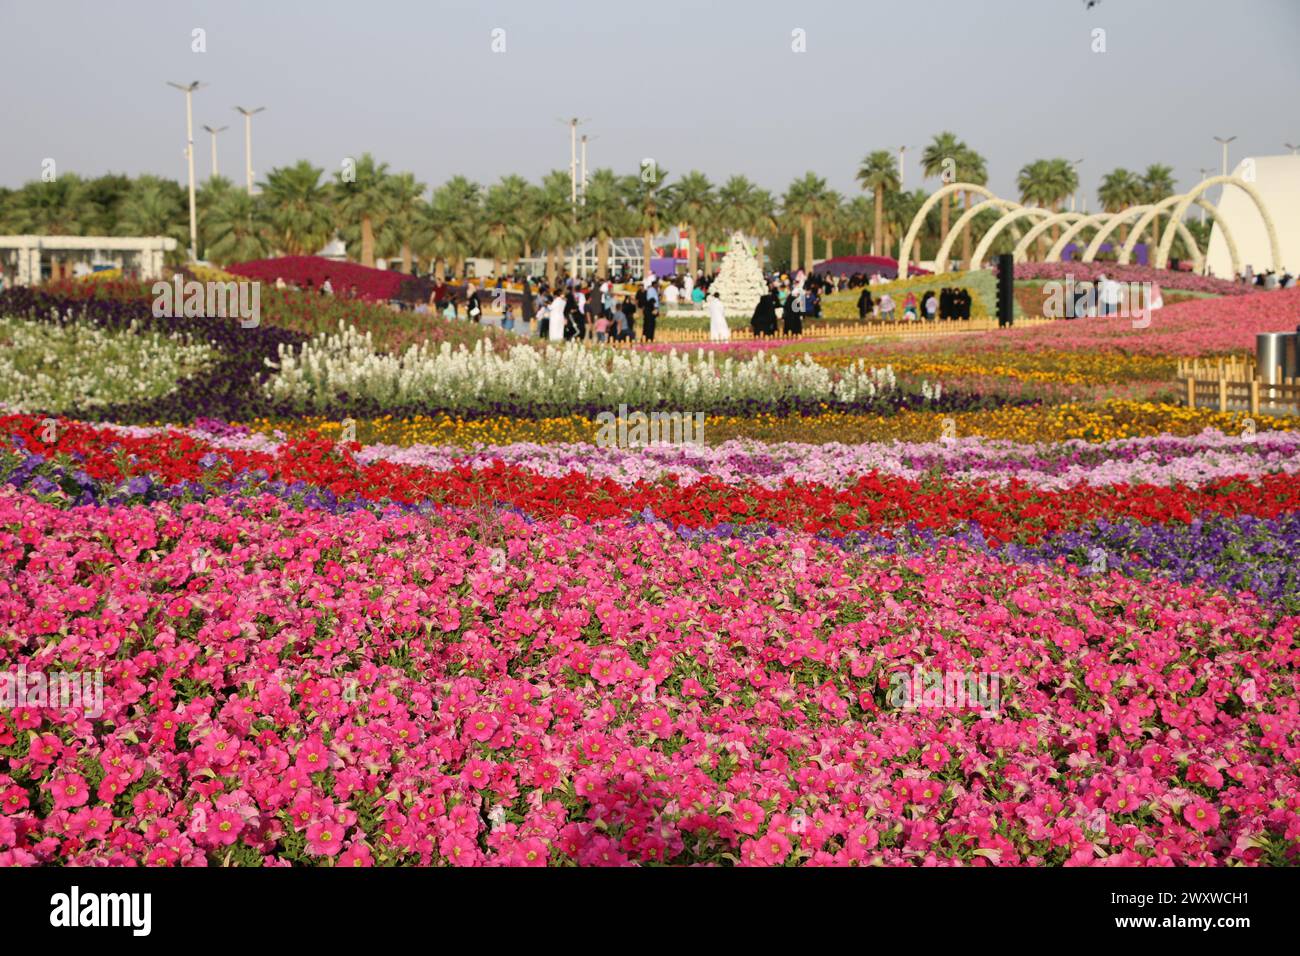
[262,322,910,412]
[0,316,217,413]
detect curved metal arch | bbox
[1053,200,1237,276]
[932,198,1022,274]
[1047,211,1115,262]
[1012,212,1087,263]
[1082,203,1164,263]
[969,207,1053,271]
[1115,195,1189,264]
[897,182,1000,280]
[1153,175,1282,272]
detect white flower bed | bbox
[262,322,904,411]
[0,316,217,413]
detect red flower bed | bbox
[226,256,403,302]
[8,415,1300,545]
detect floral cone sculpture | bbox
[714,232,767,315]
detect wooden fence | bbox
[1176,357,1300,415]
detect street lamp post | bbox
[580,134,588,202]
[234,106,266,195]
[898,145,913,190]
[1197,168,1215,222]
[202,124,228,179]
[167,81,204,262]
[1213,135,1237,176]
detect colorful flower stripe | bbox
[2,492,1298,866]
[234,401,1293,448]
[7,414,1300,545]
[98,424,1300,491]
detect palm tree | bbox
[81,174,133,234]
[716,175,767,268]
[203,190,271,264]
[669,171,714,277]
[533,170,579,287]
[1040,158,1079,249]
[626,165,671,281]
[855,151,900,259]
[783,172,837,273]
[331,153,393,267]
[480,174,530,277]
[748,188,780,272]
[7,174,96,236]
[886,189,928,260]
[1141,164,1177,265]
[581,169,627,279]
[1098,168,1142,245]
[921,131,965,250]
[197,174,238,259]
[427,176,481,277]
[955,146,988,268]
[116,176,188,264]
[381,172,428,273]
[1018,159,1069,259]
[843,196,874,256]
[260,161,334,257]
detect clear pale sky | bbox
[2,0,1297,203]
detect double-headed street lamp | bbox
[1213,135,1237,176]
[167,81,204,261]
[234,106,266,195]
[201,124,228,179]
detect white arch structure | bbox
[1047,202,1233,274]
[1113,196,1202,265]
[897,175,1281,279]
[932,198,1023,274]
[1082,203,1169,263]
[1152,175,1281,272]
[969,207,1054,271]
[1039,204,1210,273]
[897,182,999,280]
[1012,212,1088,263]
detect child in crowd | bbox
[594,311,611,342]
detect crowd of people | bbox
[1238,266,1296,289]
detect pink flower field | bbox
[2,491,1298,867]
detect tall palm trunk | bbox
[685,224,697,277]
[790,232,799,273]
[401,242,413,274]
[361,215,375,268]
[642,233,653,279]
[803,216,814,273]
[826,237,834,259]
[597,236,610,279]
[545,248,557,288]
[873,192,884,258]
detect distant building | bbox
[0,235,177,285]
